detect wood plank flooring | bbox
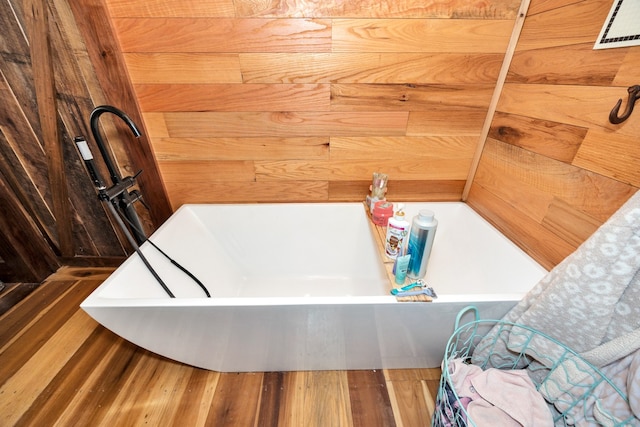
[0,266,441,426]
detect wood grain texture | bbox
[153,137,329,161]
[467,184,577,269]
[572,130,640,187]
[69,0,174,227]
[233,0,521,19]
[0,267,441,426]
[476,138,634,223]
[0,172,59,282]
[104,0,520,206]
[613,49,640,86]
[0,0,149,282]
[254,159,470,181]
[105,0,235,18]
[0,283,39,317]
[329,136,477,160]
[467,0,640,269]
[161,112,410,138]
[136,84,330,112]
[507,42,624,85]
[113,18,332,53]
[513,0,612,51]
[239,53,504,84]
[158,160,256,183]
[497,83,640,137]
[332,19,513,53]
[124,53,243,84]
[24,0,74,257]
[488,111,586,163]
[164,180,465,207]
[542,197,600,248]
[407,109,487,136]
[330,84,494,111]
[164,181,330,207]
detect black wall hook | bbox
[609,85,640,124]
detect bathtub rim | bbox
[81,200,547,307]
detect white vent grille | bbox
[594,0,640,50]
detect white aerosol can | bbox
[407,210,438,279]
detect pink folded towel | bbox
[448,359,553,426]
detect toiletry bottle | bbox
[372,200,394,226]
[394,253,411,285]
[407,210,438,279]
[385,205,410,259]
[366,172,388,212]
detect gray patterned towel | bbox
[472,190,640,425]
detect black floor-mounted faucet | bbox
[74,105,210,298]
[87,105,147,245]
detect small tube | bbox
[394,254,411,285]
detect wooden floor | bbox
[0,267,441,426]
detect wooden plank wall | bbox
[0,0,125,276]
[0,0,173,282]
[104,0,522,208]
[466,0,640,270]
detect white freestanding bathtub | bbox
[81,202,547,372]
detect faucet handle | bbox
[129,189,150,210]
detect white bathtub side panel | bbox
[82,300,517,372]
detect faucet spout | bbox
[90,105,141,184]
[88,105,147,244]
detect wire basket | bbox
[433,306,635,427]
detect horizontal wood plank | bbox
[407,109,486,136]
[467,182,576,269]
[153,137,329,161]
[255,159,471,181]
[113,18,332,53]
[572,130,640,187]
[328,180,465,201]
[142,112,169,137]
[164,181,329,207]
[613,49,640,86]
[330,84,494,111]
[234,0,520,19]
[542,196,600,248]
[507,42,623,85]
[158,160,256,182]
[496,83,640,137]
[488,111,586,164]
[329,136,477,160]
[124,53,243,84]
[514,1,612,51]
[135,84,330,112]
[474,138,636,223]
[161,112,409,137]
[239,53,504,84]
[105,0,235,17]
[332,19,513,53]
